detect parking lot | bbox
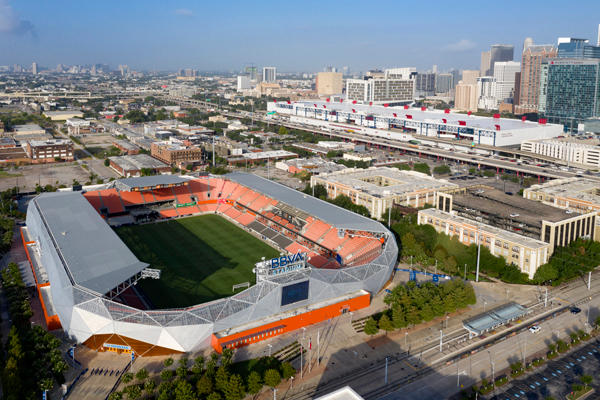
[490,339,600,399]
[0,162,91,192]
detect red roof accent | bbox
[286,100,291,104]
[352,109,356,113]
[444,109,450,114]
[326,98,330,102]
[352,100,357,104]
[467,111,472,116]
[442,118,447,123]
[323,105,327,109]
[339,98,343,103]
[458,120,466,126]
[495,124,501,130]
[384,103,389,107]
[406,115,412,119]
[522,116,526,122]
[539,118,547,124]
[421,107,426,111]
[369,102,373,106]
[403,105,409,109]
[393,113,397,117]
[313,104,317,107]
[493,113,500,119]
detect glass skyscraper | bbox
[557,38,600,59]
[539,58,600,125]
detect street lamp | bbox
[268,343,273,357]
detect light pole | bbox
[464,263,467,280]
[475,226,481,283]
[384,357,389,384]
[268,343,272,357]
[273,388,277,400]
[290,376,294,390]
[483,301,487,312]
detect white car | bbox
[529,325,541,333]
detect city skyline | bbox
[1,0,600,72]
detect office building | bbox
[435,73,453,94]
[477,76,497,110]
[316,72,343,97]
[262,67,277,83]
[25,139,74,163]
[32,62,37,75]
[245,65,258,81]
[480,51,491,76]
[418,208,551,278]
[311,167,458,219]
[493,61,520,104]
[557,38,600,59]
[520,138,600,168]
[237,75,250,91]
[345,68,415,104]
[516,44,557,114]
[524,178,600,215]
[454,70,480,112]
[539,58,600,124]
[150,141,205,167]
[415,72,436,97]
[523,37,534,53]
[490,44,514,69]
[435,187,597,252]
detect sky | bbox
[1,0,599,73]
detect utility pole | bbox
[212,135,215,167]
[544,287,548,308]
[388,203,392,227]
[588,271,591,290]
[300,340,303,379]
[464,263,467,280]
[384,357,388,385]
[476,226,481,282]
[439,330,443,352]
[317,330,320,366]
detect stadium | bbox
[23,173,397,356]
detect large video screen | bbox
[281,280,309,306]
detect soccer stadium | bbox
[22,173,397,356]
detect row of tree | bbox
[1,263,68,400]
[111,349,295,400]
[533,239,600,285]
[364,280,476,334]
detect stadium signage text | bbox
[103,343,132,351]
[270,252,305,268]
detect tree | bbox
[581,374,592,388]
[108,392,123,400]
[278,126,288,135]
[224,374,246,400]
[135,368,148,382]
[174,379,196,400]
[160,369,174,381]
[164,357,174,367]
[207,393,222,400]
[104,158,110,167]
[215,366,230,392]
[144,379,157,395]
[532,263,558,284]
[123,384,142,400]
[221,348,234,368]
[191,356,204,375]
[363,316,379,335]
[378,314,394,332]
[196,374,213,396]
[247,370,263,395]
[264,369,281,388]
[280,361,295,379]
[122,372,134,384]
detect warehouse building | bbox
[25,139,74,163]
[520,138,600,169]
[109,154,171,177]
[311,167,458,219]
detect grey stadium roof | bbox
[225,172,386,232]
[114,175,188,191]
[33,192,148,295]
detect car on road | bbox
[529,325,541,333]
[570,307,582,314]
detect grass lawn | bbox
[116,214,280,308]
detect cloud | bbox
[443,39,476,52]
[0,0,36,37]
[174,8,193,16]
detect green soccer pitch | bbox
[115,214,280,309]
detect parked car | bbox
[570,307,582,314]
[529,325,541,333]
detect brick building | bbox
[150,141,204,167]
[25,139,74,163]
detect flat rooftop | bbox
[109,154,169,172]
[28,139,71,146]
[316,167,457,198]
[420,208,550,249]
[14,123,44,132]
[527,178,600,206]
[114,174,188,191]
[452,188,576,226]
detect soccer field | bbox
[115,214,280,308]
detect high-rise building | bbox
[516,44,557,115]
[449,69,461,88]
[491,44,514,65]
[477,76,497,110]
[480,51,491,76]
[118,64,129,77]
[435,73,453,94]
[513,72,521,106]
[461,70,480,85]
[557,38,600,59]
[262,67,277,83]
[31,62,37,75]
[539,58,600,125]
[523,37,534,53]
[237,75,251,91]
[345,68,415,104]
[454,82,478,112]
[493,61,520,104]
[415,72,436,97]
[316,72,343,96]
[245,65,258,81]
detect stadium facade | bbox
[24,173,398,356]
[267,100,563,147]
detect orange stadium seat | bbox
[320,228,347,251]
[140,191,157,204]
[285,242,309,254]
[152,188,176,201]
[159,209,179,218]
[83,191,104,214]
[235,213,255,226]
[237,191,260,207]
[303,220,331,242]
[220,181,238,198]
[172,185,194,204]
[119,190,145,206]
[308,254,329,268]
[188,179,209,200]
[101,189,125,214]
[228,186,248,202]
[177,206,200,216]
[224,207,242,220]
[248,195,271,211]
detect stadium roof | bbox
[114,175,188,191]
[225,172,386,232]
[33,192,148,295]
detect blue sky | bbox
[1,0,599,72]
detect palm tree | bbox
[581,375,592,389]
